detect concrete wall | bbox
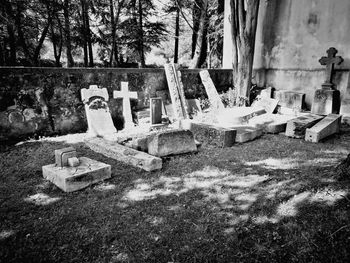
[254,0,350,114]
[0,67,233,140]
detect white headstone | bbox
[113,82,138,130]
[81,85,117,137]
[199,70,225,111]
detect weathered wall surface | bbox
[254,0,350,114]
[0,68,232,140]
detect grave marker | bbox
[305,114,342,143]
[81,85,117,137]
[285,114,325,138]
[199,70,225,111]
[113,82,138,129]
[150,97,163,125]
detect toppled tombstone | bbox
[42,147,111,192]
[285,114,325,138]
[148,129,197,157]
[305,114,342,142]
[217,107,267,126]
[232,126,263,143]
[248,113,298,134]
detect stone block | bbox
[285,114,325,138]
[230,126,263,143]
[188,122,236,147]
[311,89,340,115]
[305,114,342,142]
[85,137,162,171]
[274,90,305,111]
[42,157,111,192]
[249,114,297,134]
[251,97,279,114]
[55,147,77,167]
[217,107,266,126]
[148,129,197,157]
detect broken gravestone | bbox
[311,47,343,115]
[199,70,225,111]
[274,90,305,114]
[113,82,138,130]
[285,114,325,138]
[305,114,342,143]
[42,147,111,192]
[81,85,117,138]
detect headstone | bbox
[85,137,162,171]
[251,96,279,114]
[164,63,189,120]
[113,82,138,129]
[81,85,117,137]
[187,122,236,147]
[259,87,273,98]
[148,129,197,157]
[305,114,342,143]
[274,90,305,112]
[43,148,111,192]
[150,97,162,125]
[311,47,343,115]
[285,114,325,138]
[199,70,225,111]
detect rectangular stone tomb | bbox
[42,157,111,192]
[148,129,197,157]
[248,114,297,134]
[285,114,325,138]
[229,126,263,143]
[85,137,162,171]
[187,122,236,147]
[305,114,342,143]
[274,90,305,111]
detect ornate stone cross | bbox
[319,47,343,89]
[113,82,138,129]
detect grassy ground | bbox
[1,127,350,263]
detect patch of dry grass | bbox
[1,128,350,262]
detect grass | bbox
[1,127,350,263]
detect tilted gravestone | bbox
[113,82,138,130]
[199,70,225,111]
[311,47,343,115]
[42,147,111,192]
[81,85,117,138]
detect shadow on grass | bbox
[0,133,350,262]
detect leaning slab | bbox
[148,129,197,157]
[199,70,225,111]
[305,114,342,142]
[285,114,325,138]
[85,137,162,171]
[228,126,263,143]
[43,157,111,192]
[187,122,236,147]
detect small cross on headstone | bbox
[113,82,138,129]
[319,47,343,90]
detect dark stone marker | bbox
[311,47,343,115]
[150,97,162,125]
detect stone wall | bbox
[253,0,350,115]
[0,67,233,140]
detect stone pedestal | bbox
[43,157,111,192]
[311,89,340,115]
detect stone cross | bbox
[319,47,343,89]
[113,82,138,129]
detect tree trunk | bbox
[7,24,16,65]
[138,0,145,68]
[189,0,208,69]
[174,7,180,63]
[109,0,116,66]
[33,23,50,66]
[229,0,260,106]
[84,3,94,67]
[81,0,88,67]
[64,0,74,67]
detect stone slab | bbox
[231,126,263,143]
[285,114,325,138]
[249,114,297,134]
[85,137,162,171]
[311,89,340,115]
[199,70,225,111]
[305,114,342,142]
[274,90,305,111]
[188,122,236,147]
[42,157,111,192]
[148,129,197,157]
[251,97,279,114]
[217,107,267,126]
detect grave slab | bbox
[148,129,197,157]
[230,126,263,143]
[43,157,111,192]
[305,114,342,142]
[251,97,279,114]
[81,85,117,137]
[274,90,305,111]
[199,70,225,111]
[85,137,162,171]
[249,114,297,134]
[217,107,266,126]
[311,89,340,115]
[187,122,236,147]
[285,114,325,138]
